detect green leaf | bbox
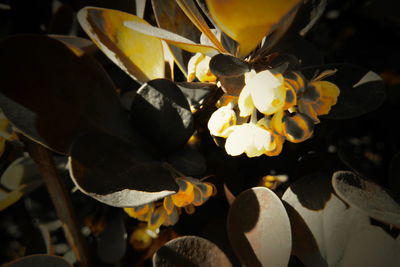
[130,79,194,153]
[210,54,250,78]
[4,254,71,267]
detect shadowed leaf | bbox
[332,171,400,227]
[4,254,71,267]
[176,82,216,106]
[130,79,194,153]
[78,7,164,83]
[97,210,127,264]
[301,63,386,119]
[69,132,178,208]
[227,187,291,267]
[153,235,232,266]
[167,146,206,176]
[389,152,400,196]
[210,54,250,77]
[48,35,97,56]
[0,35,135,155]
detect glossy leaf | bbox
[130,79,194,152]
[78,7,164,83]
[69,132,178,208]
[4,254,71,267]
[0,35,134,155]
[153,235,232,266]
[123,19,219,57]
[210,54,250,77]
[152,0,202,76]
[283,172,400,267]
[227,187,291,267]
[206,0,301,57]
[300,63,386,119]
[176,82,216,106]
[97,210,127,264]
[332,171,400,227]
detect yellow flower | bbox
[238,70,286,117]
[207,104,237,137]
[224,122,275,157]
[187,53,217,82]
[299,80,340,123]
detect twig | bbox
[25,139,91,266]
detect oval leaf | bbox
[78,7,164,83]
[300,63,386,119]
[153,235,232,266]
[123,19,219,57]
[69,132,178,207]
[282,173,367,267]
[210,54,250,77]
[206,0,301,57]
[0,35,134,155]
[130,79,194,152]
[97,210,127,264]
[48,35,97,56]
[227,187,291,267]
[4,254,71,267]
[389,152,400,196]
[332,171,400,227]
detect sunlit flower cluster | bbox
[124,176,215,237]
[208,69,340,157]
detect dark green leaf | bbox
[130,79,194,152]
[0,35,136,155]
[301,63,386,119]
[69,132,178,207]
[388,152,400,196]
[167,146,206,176]
[210,54,250,77]
[176,82,216,106]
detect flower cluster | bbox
[124,176,215,236]
[208,69,340,157]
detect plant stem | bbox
[26,139,91,266]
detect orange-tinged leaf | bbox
[123,20,219,56]
[206,0,301,57]
[78,7,164,83]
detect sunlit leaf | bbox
[301,63,386,119]
[78,7,164,83]
[152,0,201,76]
[130,79,194,153]
[123,19,219,57]
[206,0,301,57]
[135,0,146,18]
[153,236,232,266]
[227,187,291,266]
[1,156,41,191]
[69,132,178,208]
[0,35,135,155]
[283,172,400,267]
[175,0,227,53]
[4,254,71,267]
[332,171,400,228]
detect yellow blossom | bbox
[224,122,276,157]
[187,53,217,82]
[239,70,286,117]
[207,103,237,137]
